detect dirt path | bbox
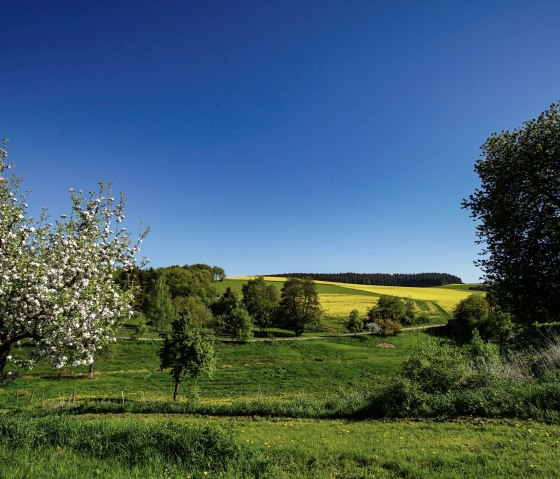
[118,323,446,343]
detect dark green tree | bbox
[143,274,176,329]
[212,266,226,282]
[278,278,322,336]
[211,287,238,317]
[453,294,514,341]
[463,103,560,329]
[346,309,363,335]
[158,308,215,401]
[241,277,279,331]
[161,265,217,305]
[224,307,253,342]
[452,294,489,331]
[367,295,417,325]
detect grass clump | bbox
[0,415,277,478]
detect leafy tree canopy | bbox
[241,276,279,331]
[463,102,560,329]
[367,295,417,325]
[277,278,323,337]
[158,308,215,401]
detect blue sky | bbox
[2,1,559,282]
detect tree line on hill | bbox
[124,263,435,343]
[125,268,325,340]
[268,272,462,287]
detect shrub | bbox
[453,294,514,341]
[375,319,402,336]
[368,377,428,417]
[401,341,469,393]
[367,295,416,325]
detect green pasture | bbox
[0,333,429,409]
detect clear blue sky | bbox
[2,1,559,282]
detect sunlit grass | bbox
[0,334,428,409]
[6,414,556,479]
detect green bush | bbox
[375,319,402,336]
[401,341,469,393]
[452,294,513,341]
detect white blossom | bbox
[0,141,149,374]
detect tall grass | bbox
[0,415,277,478]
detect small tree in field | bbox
[159,308,215,401]
[453,294,514,341]
[277,278,322,336]
[224,307,254,342]
[0,141,147,376]
[346,309,363,335]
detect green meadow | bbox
[1,333,426,408]
[2,414,560,479]
[3,325,560,478]
[0,280,551,478]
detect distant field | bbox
[219,277,484,318]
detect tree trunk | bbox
[173,380,180,401]
[87,362,94,379]
[0,341,12,375]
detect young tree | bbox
[241,277,279,331]
[463,103,560,329]
[159,308,215,401]
[224,306,253,342]
[277,278,322,336]
[346,309,363,335]
[129,314,148,343]
[0,142,147,375]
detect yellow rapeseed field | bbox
[230,277,482,316]
[318,294,378,316]
[330,283,478,313]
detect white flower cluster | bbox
[0,141,148,373]
[364,322,383,335]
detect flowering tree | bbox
[0,141,148,375]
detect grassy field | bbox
[0,333,428,409]
[217,277,483,320]
[2,414,559,479]
[3,325,560,478]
